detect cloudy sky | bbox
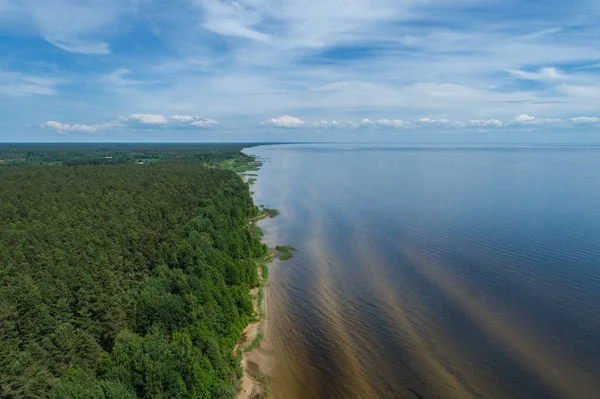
[1,0,600,142]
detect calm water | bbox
[246,144,600,399]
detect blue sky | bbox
[1,0,600,142]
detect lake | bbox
[246,143,600,399]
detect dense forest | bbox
[0,154,268,398]
[0,144,259,167]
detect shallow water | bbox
[247,143,600,399]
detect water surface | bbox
[247,144,600,399]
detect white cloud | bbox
[262,115,305,127]
[560,85,600,99]
[170,115,220,127]
[0,70,61,96]
[195,0,410,48]
[312,120,352,128]
[171,114,195,123]
[42,114,220,133]
[467,119,504,127]
[0,84,56,96]
[376,119,410,128]
[103,68,142,87]
[260,115,598,130]
[514,114,536,122]
[5,0,132,54]
[7,0,600,136]
[45,37,111,55]
[512,114,563,125]
[125,114,168,125]
[121,114,220,127]
[199,1,269,42]
[414,118,465,127]
[570,116,600,124]
[189,118,219,127]
[509,67,566,81]
[44,121,118,134]
[41,113,600,136]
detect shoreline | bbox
[236,154,275,399]
[236,210,276,399]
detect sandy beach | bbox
[236,284,272,399]
[237,214,277,399]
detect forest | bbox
[0,143,259,167]
[0,149,268,398]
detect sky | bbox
[1,0,600,142]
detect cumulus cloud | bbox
[267,117,501,129]
[43,113,220,133]
[312,120,374,129]
[171,114,195,123]
[125,114,169,125]
[264,115,600,130]
[44,121,119,134]
[512,114,562,124]
[467,119,504,127]
[189,118,219,127]
[312,120,339,128]
[169,115,220,127]
[376,119,410,128]
[263,115,304,127]
[570,116,600,124]
[514,114,536,122]
[414,118,465,127]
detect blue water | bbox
[247,144,600,399]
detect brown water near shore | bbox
[246,144,600,399]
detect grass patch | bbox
[245,329,264,353]
[233,163,261,172]
[260,262,269,283]
[257,287,265,318]
[254,371,270,398]
[219,157,262,172]
[276,245,295,260]
[252,223,264,239]
[263,208,279,218]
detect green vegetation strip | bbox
[255,371,271,398]
[263,208,280,218]
[276,245,296,260]
[260,260,270,284]
[257,287,265,318]
[253,223,264,239]
[244,330,264,353]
